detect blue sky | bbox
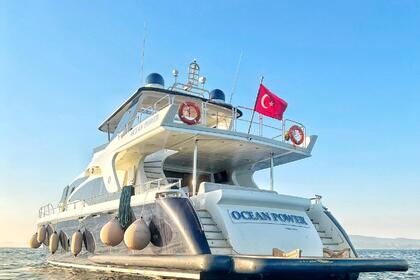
[1,1,419,245]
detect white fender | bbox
[71,230,83,256]
[100,217,124,247]
[124,218,151,250]
[49,231,59,254]
[29,233,41,249]
[37,225,46,243]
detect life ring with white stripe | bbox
[178,101,201,125]
[288,125,304,145]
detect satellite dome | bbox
[145,73,165,88]
[209,89,226,103]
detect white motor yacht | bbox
[30,60,408,280]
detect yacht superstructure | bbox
[30,60,408,280]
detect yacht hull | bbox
[48,254,408,280]
[44,196,408,279]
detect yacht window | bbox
[68,176,88,195]
[114,96,140,135]
[68,177,108,203]
[59,185,70,204]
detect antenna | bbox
[140,21,147,85]
[229,51,243,104]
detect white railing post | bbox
[233,107,237,131]
[192,139,198,196]
[202,102,207,126]
[230,107,234,131]
[259,114,263,136]
[270,152,274,191]
[282,120,285,142]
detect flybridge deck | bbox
[96,87,317,171]
[91,59,315,190]
[98,87,239,134]
[88,86,317,194]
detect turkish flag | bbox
[254,84,288,120]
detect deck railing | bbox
[38,177,183,218]
[38,203,55,218]
[125,94,308,148]
[132,95,173,127]
[133,177,182,194]
[310,195,323,205]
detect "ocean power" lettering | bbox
[229,210,308,225]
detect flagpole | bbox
[247,76,264,134]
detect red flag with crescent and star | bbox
[254,84,288,120]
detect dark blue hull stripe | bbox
[90,254,408,279]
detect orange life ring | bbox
[288,125,304,145]
[178,101,201,125]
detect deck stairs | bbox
[195,209,234,255]
[311,218,345,252]
[142,149,178,187]
[143,159,165,187]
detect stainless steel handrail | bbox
[121,93,307,147]
[310,195,323,205]
[133,177,182,193]
[38,177,182,218]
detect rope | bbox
[118,185,135,230]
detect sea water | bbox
[358,249,420,279]
[0,248,418,279]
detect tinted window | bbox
[68,177,88,196]
[69,177,108,203]
[114,96,140,135]
[59,185,70,204]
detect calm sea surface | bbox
[0,248,418,279]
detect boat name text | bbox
[128,114,159,137]
[228,210,308,225]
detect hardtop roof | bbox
[98,87,240,133]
